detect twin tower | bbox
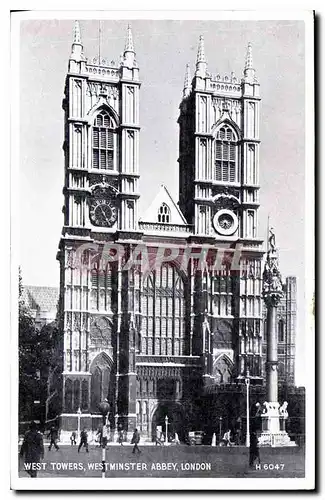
[55,21,264,440]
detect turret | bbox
[243,42,255,82]
[183,63,192,98]
[69,20,84,72]
[195,35,207,78]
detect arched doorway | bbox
[90,352,114,414]
[151,402,185,443]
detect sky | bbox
[18,17,307,385]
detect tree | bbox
[19,269,58,424]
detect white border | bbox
[9,8,315,492]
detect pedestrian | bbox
[118,429,124,446]
[19,421,44,478]
[131,428,141,454]
[249,431,261,468]
[70,431,77,445]
[155,429,163,446]
[78,427,89,453]
[47,425,60,451]
[222,429,232,447]
[96,427,102,447]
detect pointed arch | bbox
[141,263,186,356]
[212,117,241,140]
[212,120,240,183]
[88,103,119,172]
[90,351,114,412]
[86,100,120,127]
[213,354,234,384]
[157,202,171,223]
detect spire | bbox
[245,42,253,71]
[125,24,135,54]
[70,20,84,64]
[196,35,206,64]
[122,24,135,69]
[73,20,82,45]
[183,63,192,98]
[195,35,207,78]
[243,42,255,82]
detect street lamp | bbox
[77,407,81,437]
[219,416,223,444]
[245,370,250,448]
[165,415,169,445]
[98,399,110,479]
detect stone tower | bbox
[178,38,264,383]
[57,21,141,438]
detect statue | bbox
[269,227,276,253]
[279,401,288,431]
[279,401,288,418]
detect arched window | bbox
[90,262,113,312]
[278,319,285,343]
[214,125,238,182]
[141,264,185,356]
[92,110,115,170]
[158,203,171,223]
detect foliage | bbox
[19,268,59,422]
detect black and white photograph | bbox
[10,10,315,491]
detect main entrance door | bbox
[151,402,185,443]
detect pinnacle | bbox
[73,20,82,45]
[125,24,135,53]
[183,63,191,97]
[196,35,206,64]
[245,42,253,71]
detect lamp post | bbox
[98,399,110,479]
[77,407,81,437]
[165,415,169,445]
[245,370,250,448]
[219,416,223,444]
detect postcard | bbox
[10,9,315,491]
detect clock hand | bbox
[99,204,109,223]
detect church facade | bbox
[56,22,265,441]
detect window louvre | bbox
[214,125,238,182]
[92,110,115,171]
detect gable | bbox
[140,184,187,225]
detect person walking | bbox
[131,428,141,454]
[249,431,261,468]
[118,429,124,446]
[47,426,60,451]
[19,421,44,478]
[78,428,89,453]
[70,431,77,445]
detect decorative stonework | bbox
[262,229,284,307]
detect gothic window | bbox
[90,262,113,311]
[141,264,185,356]
[92,110,115,170]
[213,355,233,384]
[213,269,233,317]
[278,319,285,343]
[64,378,73,412]
[214,125,238,182]
[90,353,114,413]
[158,203,171,223]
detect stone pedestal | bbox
[258,402,296,447]
[261,229,296,448]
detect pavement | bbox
[18,444,305,479]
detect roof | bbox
[139,184,187,225]
[23,286,59,312]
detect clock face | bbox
[90,199,117,227]
[213,209,238,236]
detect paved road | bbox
[18,444,305,479]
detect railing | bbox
[139,221,193,233]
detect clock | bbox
[213,209,238,236]
[89,199,117,227]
